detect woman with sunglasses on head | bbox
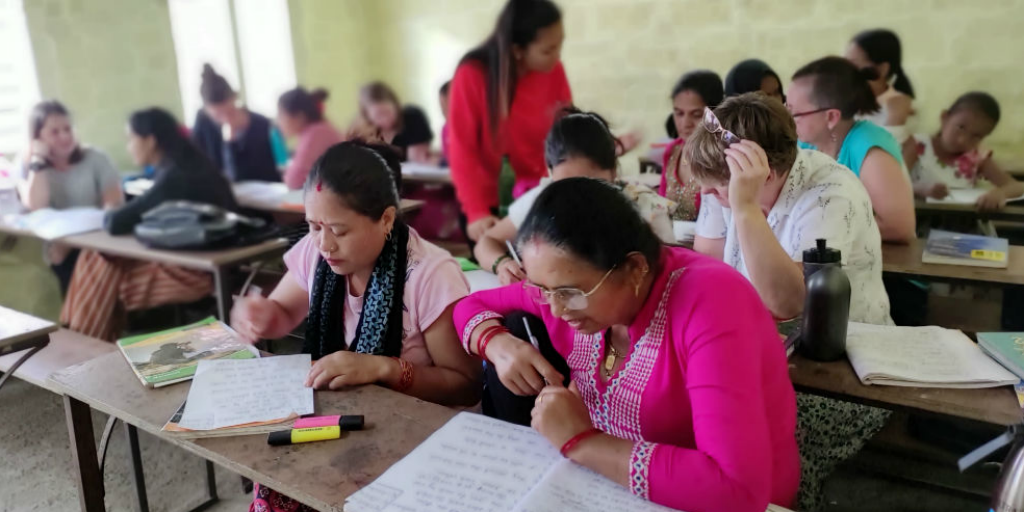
[846,29,915,141]
[455,177,800,512]
[690,94,893,512]
[787,56,916,243]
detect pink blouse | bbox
[283,121,343,190]
[453,247,799,512]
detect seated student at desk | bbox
[455,178,799,511]
[277,87,343,190]
[18,100,124,293]
[658,70,723,221]
[905,91,1023,210]
[230,141,481,511]
[349,81,436,164]
[191,64,287,183]
[788,56,916,243]
[687,93,892,511]
[61,108,238,341]
[476,108,674,285]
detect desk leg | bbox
[64,395,105,512]
[213,267,231,321]
[0,343,46,391]
[124,423,150,512]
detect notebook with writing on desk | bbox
[344,412,792,512]
[845,322,1018,389]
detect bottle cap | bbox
[803,238,842,264]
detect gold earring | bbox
[634,281,641,298]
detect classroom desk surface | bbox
[0,305,57,353]
[50,352,458,512]
[0,328,114,392]
[915,199,1024,221]
[882,239,1024,286]
[59,231,288,272]
[789,353,1021,426]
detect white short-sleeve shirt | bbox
[696,149,892,325]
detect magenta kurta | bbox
[453,247,800,512]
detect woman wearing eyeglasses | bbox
[454,177,800,512]
[786,56,916,243]
[689,93,892,512]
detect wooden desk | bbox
[60,231,289,319]
[0,328,114,392]
[0,306,58,391]
[49,352,457,512]
[400,162,453,185]
[789,354,1021,426]
[915,199,1024,222]
[882,239,1024,286]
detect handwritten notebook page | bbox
[345,412,556,512]
[18,207,104,240]
[511,458,673,512]
[176,354,314,430]
[845,322,1018,388]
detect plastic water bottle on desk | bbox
[798,238,851,362]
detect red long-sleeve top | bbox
[447,60,572,222]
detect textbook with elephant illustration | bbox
[117,316,259,388]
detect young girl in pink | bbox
[454,177,799,512]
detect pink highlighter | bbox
[294,414,364,430]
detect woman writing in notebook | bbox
[476,107,673,287]
[231,141,482,511]
[455,178,800,512]
[348,81,436,163]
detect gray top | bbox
[21,147,121,209]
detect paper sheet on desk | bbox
[845,322,1019,388]
[176,354,314,430]
[17,207,104,240]
[926,188,1024,205]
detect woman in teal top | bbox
[787,56,915,243]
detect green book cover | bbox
[978,332,1024,380]
[117,316,258,388]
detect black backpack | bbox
[134,201,270,250]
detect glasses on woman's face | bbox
[787,105,831,119]
[702,107,742,145]
[524,266,616,311]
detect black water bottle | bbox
[798,239,851,361]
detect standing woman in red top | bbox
[448,0,571,241]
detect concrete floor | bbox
[0,377,251,512]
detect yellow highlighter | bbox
[267,426,341,446]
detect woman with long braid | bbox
[230,141,482,512]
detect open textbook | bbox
[344,412,792,512]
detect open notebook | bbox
[344,412,792,512]
[845,322,1018,388]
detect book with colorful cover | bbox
[116,317,258,388]
[978,332,1024,380]
[922,229,1009,268]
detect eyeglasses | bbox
[702,107,741,145]
[788,106,830,118]
[524,266,616,311]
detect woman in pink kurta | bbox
[454,177,799,512]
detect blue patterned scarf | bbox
[304,221,409,358]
